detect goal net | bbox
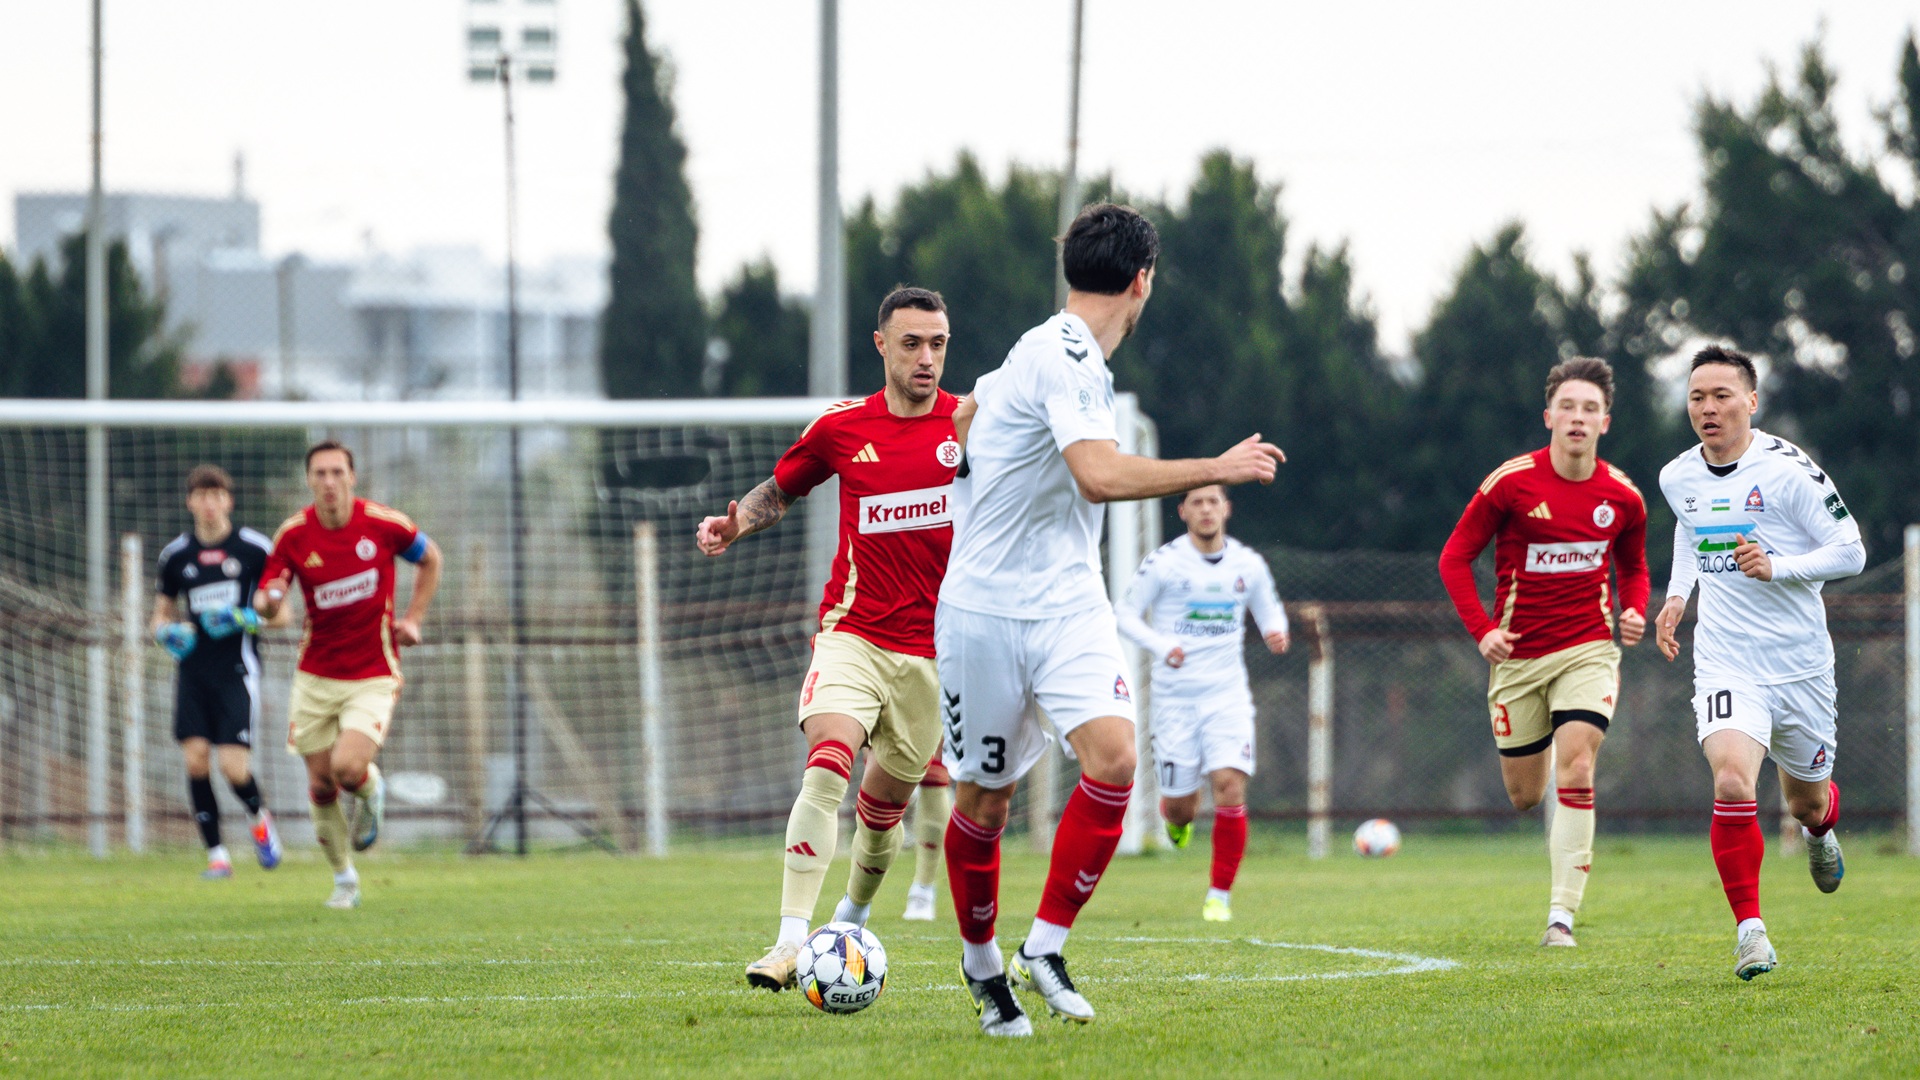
[0,397,1162,855]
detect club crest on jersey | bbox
[1592,502,1616,528]
[1113,676,1131,702]
[1233,576,1247,593]
[1745,486,1765,512]
[355,537,377,561]
[935,438,962,468]
[221,557,241,578]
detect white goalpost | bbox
[0,395,1159,856]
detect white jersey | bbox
[1659,429,1864,685]
[940,312,1120,619]
[1117,534,1287,701]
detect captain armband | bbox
[401,533,431,564]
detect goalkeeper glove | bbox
[155,622,197,662]
[200,603,261,640]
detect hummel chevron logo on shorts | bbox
[852,443,880,463]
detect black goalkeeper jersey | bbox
[156,527,273,681]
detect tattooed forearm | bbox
[734,477,794,541]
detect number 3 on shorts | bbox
[980,735,1007,775]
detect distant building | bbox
[11,191,604,401]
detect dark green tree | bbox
[843,154,1064,394]
[1395,224,1598,550]
[600,0,706,399]
[1271,242,1405,548]
[0,234,184,398]
[710,258,809,397]
[1621,35,1920,556]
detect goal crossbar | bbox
[0,398,846,429]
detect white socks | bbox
[1548,905,1574,931]
[1023,918,1069,958]
[963,938,1004,980]
[831,894,871,927]
[777,915,810,947]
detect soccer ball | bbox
[1353,818,1402,858]
[796,922,888,1014]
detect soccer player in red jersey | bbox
[1438,357,1649,947]
[255,441,442,908]
[697,287,963,992]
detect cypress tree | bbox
[600,0,706,398]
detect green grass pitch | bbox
[2,831,1915,1077]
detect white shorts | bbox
[936,603,1137,790]
[1150,692,1256,797]
[1692,670,1836,782]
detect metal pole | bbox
[1906,524,1918,856]
[635,522,667,857]
[501,53,531,856]
[1305,605,1333,859]
[276,255,298,399]
[1111,394,1151,855]
[1054,0,1085,309]
[120,534,145,853]
[85,0,111,859]
[806,0,846,595]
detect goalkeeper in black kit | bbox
[151,465,289,878]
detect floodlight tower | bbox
[463,0,607,856]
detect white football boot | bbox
[1734,922,1777,981]
[963,967,1033,1037]
[1540,923,1577,947]
[324,880,361,910]
[1010,944,1094,1023]
[1804,827,1844,894]
[902,883,937,922]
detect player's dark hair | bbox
[305,439,355,472]
[1061,203,1159,295]
[1180,484,1230,504]
[1544,356,1615,411]
[1690,344,1757,390]
[185,464,232,494]
[877,286,946,330]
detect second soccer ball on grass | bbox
[1354,818,1402,858]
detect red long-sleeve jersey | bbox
[1438,448,1650,660]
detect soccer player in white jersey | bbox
[938,203,1285,1036]
[1653,345,1863,981]
[1117,485,1288,923]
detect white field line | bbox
[0,938,1457,1012]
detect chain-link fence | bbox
[1238,545,1912,833]
[0,402,1911,853]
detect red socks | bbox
[1210,804,1248,891]
[1711,800,1764,924]
[1035,776,1132,928]
[1808,780,1840,837]
[945,810,1004,944]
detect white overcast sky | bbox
[2,1,1916,353]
